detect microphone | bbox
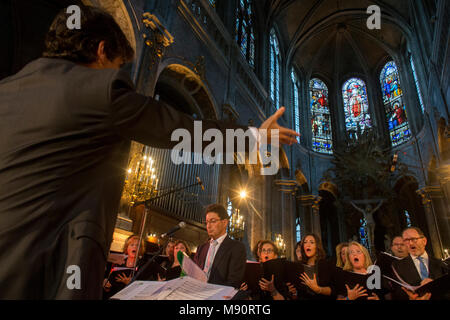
[196,176,205,191]
[160,221,186,238]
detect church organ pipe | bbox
[135,147,222,224]
[160,149,172,210]
[174,162,183,217]
[187,154,195,219]
[193,157,201,220]
[157,148,167,209]
[166,150,178,213]
[179,159,187,216]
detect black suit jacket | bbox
[193,235,247,289]
[391,254,449,299]
[0,58,245,299]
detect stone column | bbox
[416,186,445,258]
[274,179,297,259]
[298,194,322,236]
[312,196,322,237]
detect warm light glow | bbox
[239,190,247,199]
[127,168,132,174]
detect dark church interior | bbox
[0,0,449,301]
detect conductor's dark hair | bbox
[43,5,134,64]
[205,204,229,220]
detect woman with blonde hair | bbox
[335,242,349,268]
[343,242,372,272]
[337,241,379,300]
[103,234,145,298]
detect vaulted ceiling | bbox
[256,0,413,84]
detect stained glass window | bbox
[291,69,300,142]
[208,0,216,8]
[409,55,425,114]
[269,29,281,109]
[359,218,369,249]
[296,218,302,243]
[236,0,255,68]
[404,210,412,227]
[380,61,411,146]
[310,78,333,154]
[227,197,233,218]
[342,78,371,138]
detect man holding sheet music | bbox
[193,204,246,289]
[391,227,449,300]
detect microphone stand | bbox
[130,177,204,281]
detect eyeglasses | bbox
[349,250,363,255]
[403,237,423,243]
[205,219,222,225]
[392,243,405,247]
[261,248,274,254]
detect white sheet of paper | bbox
[110,276,237,300]
[181,253,208,282]
[158,277,237,300]
[110,281,167,300]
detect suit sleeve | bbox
[226,242,247,288]
[193,244,205,270]
[108,70,249,150]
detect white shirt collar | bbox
[211,233,227,246]
[411,251,428,261]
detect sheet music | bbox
[383,275,417,291]
[110,276,237,300]
[161,277,237,300]
[180,253,208,282]
[110,267,134,272]
[380,251,402,260]
[110,281,167,300]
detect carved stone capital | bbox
[312,196,322,211]
[142,13,174,68]
[274,180,297,194]
[416,186,444,206]
[298,195,321,210]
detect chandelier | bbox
[274,233,286,257]
[122,146,159,206]
[228,208,245,240]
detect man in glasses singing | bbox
[391,227,449,300]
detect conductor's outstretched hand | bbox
[259,106,300,145]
